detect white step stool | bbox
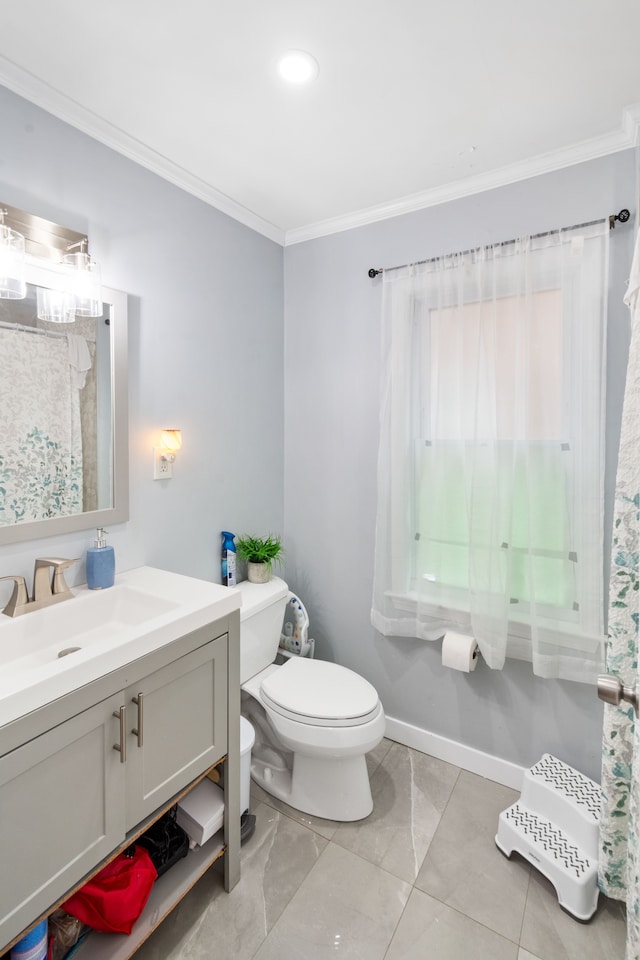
[495,753,601,921]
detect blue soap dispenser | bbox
[86,527,115,589]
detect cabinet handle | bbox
[113,706,126,763]
[132,693,144,747]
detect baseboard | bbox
[384,716,526,791]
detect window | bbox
[372,223,609,682]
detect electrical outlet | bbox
[153,447,173,480]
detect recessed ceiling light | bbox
[277,50,319,84]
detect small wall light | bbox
[153,429,182,480]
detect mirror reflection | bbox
[0,269,128,545]
[0,282,112,525]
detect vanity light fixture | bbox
[277,50,319,84]
[36,287,76,323]
[0,202,103,320]
[62,239,102,318]
[0,208,26,300]
[153,429,182,480]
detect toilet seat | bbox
[260,658,380,727]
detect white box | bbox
[177,779,224,846]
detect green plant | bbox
[235,533,283,568]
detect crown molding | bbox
[0,57,285,246]
[624,102,640,146]
[1,54,637,250]
[285,103,640,246]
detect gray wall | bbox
[0,81,636,784]
[0,86,284,592]
[283,151,637,782]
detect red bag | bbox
[61,846,157,935]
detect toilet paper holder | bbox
[440,631,481,672]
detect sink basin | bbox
[0,566,240,727]
[0,586,180,672]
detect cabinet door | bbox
[125,636,227,828]
[0,693,126,950]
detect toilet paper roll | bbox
[441,631,479,672]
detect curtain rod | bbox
[0,319,96,343]
[367,208,631,279]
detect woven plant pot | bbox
[247,561,270,584]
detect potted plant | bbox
[235,534,284,584]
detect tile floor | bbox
[135,739,627,960]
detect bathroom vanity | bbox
[0,567,241,958]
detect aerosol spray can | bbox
[221,531,237,587]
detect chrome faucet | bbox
[0,576,29,617]
[1,557,78,617]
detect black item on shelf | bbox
[136,806,190,878]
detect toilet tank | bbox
[237,576,289,683]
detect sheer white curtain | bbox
[371,221,609,682]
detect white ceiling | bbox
[1,0,639,245]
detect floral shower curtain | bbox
[0,328,83,524]
[600,225,640,960]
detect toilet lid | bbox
[260,658,380,727]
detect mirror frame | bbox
[0,258,129,545]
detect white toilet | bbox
[238,576,385,821]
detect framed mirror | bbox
[0,257,128,545]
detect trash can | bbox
[240,715,255,816]
[240,716,256,844]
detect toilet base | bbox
[251,748,373,821]
[242,690,379,822]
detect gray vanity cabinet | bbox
[0,612,241,957]
[0,692,127,948]
[124,636,227,828]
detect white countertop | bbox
[0,566,240,728]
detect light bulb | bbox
[277,51,319,84]
[0,222,26,299]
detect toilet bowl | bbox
[238,577,385,821]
